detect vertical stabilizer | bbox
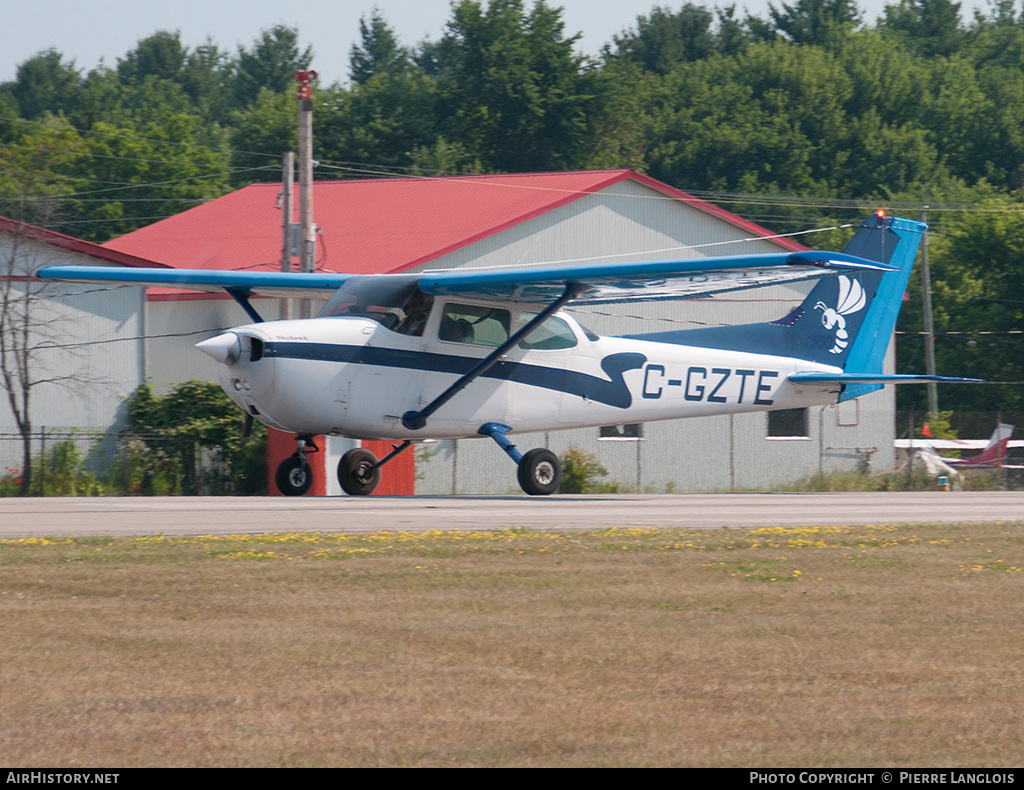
[624,212,926,402]
[830,212,925,399]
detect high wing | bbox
[37,250,894,306]
[418,251,895,304]
[36,266,351,299]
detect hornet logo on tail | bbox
[815,276,866,354]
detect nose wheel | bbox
[274,435,319,496]
[275,454,313,496]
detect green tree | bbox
[643,42,851,200]
[0,120,90,496]
[842,111,946,196]
[965,1,1024,70]
[0,93,19,144]
[434,0,599,172]
[839,28,933,125]
[232,25,314,109]
[72,81,233,241]
[896,191,1024,415]
[349,10,412,84]
[0,115,87,228]
[125,381,266,495]
[229,87,297,183]
[975,66,1024,188]
[7,49,81,120]
[408,135,486,175]
[577,60,650,170]
[881,0,964,57]
[317,73,438,172]
[180,40,235,124]
[603,4,716,75]
[72,65,125,129]
[716,5,765,56]
[922,56,990,181]
[769,0,862,47]
[117,30,187,85]
[923,207,1024,412]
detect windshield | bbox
[318,275,432,335]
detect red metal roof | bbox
[101,170,806,279]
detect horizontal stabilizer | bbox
[788,372,984,385]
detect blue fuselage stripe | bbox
[265,342,645,409]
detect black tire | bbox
[338,448,380,496]
[276,455,312,496]
[517,448,561,496]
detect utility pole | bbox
[279,151,294,320]
[920,208,938,415]
[295,69,317,319]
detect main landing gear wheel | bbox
[517,448,561,496]
[276,454,313,496]
[338,448,381,496]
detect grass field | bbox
[2,522,1022,767]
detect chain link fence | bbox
[2,414,1022,496]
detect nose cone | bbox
[196,332,241,364]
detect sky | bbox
[3,0,985,86]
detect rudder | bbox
[792,212,924,399]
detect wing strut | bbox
[226,288,265,324]
[401,282,588,432]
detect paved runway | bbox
[1,491,1022,538]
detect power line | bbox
[0,114,282,162]
[11,166,273,201]
[0,138,233,170]
[315,160,1024,217]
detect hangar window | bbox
[767,408,810,439]
[599,423,644,441]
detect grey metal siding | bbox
[0,234,144,472]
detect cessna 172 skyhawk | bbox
[39,211,976,496]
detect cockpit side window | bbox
[438,303,511,347]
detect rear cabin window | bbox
[439,304,511,347]
[518,313,577,350]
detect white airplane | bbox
[39,210,978,496]
[896,423,1019,469]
